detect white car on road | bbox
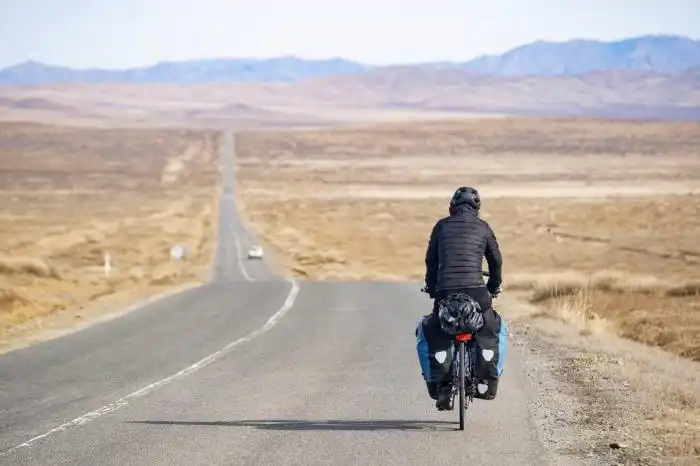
[247,245,264,259]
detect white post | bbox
[104,252,112,277]
[170,245,184,261]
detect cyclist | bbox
[423,186,503,410]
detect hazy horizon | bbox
[2,0,699,69]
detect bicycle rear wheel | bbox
[458,340,466,431]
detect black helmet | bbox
[450,186,481,211]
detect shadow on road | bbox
[128,419,454,431]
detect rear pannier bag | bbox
[415,314,454,385]
[472,307,508,400]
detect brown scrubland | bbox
[0,122,220,347]
[1,112,698,462]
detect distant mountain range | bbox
[2,35,700,85]
[3,65,699,123]
[0,57,367,85]
[463,34,700,76]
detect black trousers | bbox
[431,286,493,316]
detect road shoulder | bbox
[502,293,700,465]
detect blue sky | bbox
[1,0,699,68]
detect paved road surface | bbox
[0,133,547,465]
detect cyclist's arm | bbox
[424,221,440,295]
[484,225,503,293]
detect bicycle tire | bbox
[458,340,466,431]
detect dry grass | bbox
[0,122,220,341]
[508,271,700,360]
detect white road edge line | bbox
[0,279,300,458]
[231,222,254,282]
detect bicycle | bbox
[421,276,500,431]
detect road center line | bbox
[231,222,254,282]
[0,279,301,458]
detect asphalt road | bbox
[0,133,547,465]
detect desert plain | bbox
[0,104,699,462]
[0,122,220,348]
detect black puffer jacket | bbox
[424,204,503,294]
